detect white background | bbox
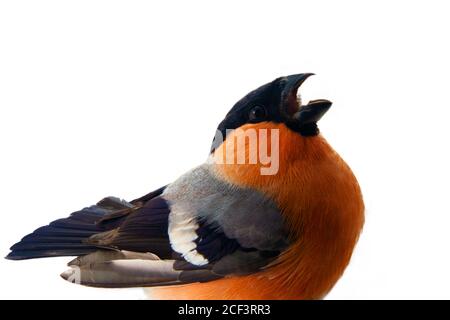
[1,0,449,299]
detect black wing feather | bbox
[5,188,166,260]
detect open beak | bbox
[281,73,332,125]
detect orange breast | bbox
[150,122,364,300]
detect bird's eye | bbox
[248,106,267,122]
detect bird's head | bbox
[212,74,331,151]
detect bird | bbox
[6,73,364,300]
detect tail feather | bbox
[33,226,98,237]
[6,197,133,260]
[10,242,98,251]
[14,235,86,245]
[7,249,97,260]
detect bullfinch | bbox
[6,73,364,300]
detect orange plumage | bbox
[150,122,364,299]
